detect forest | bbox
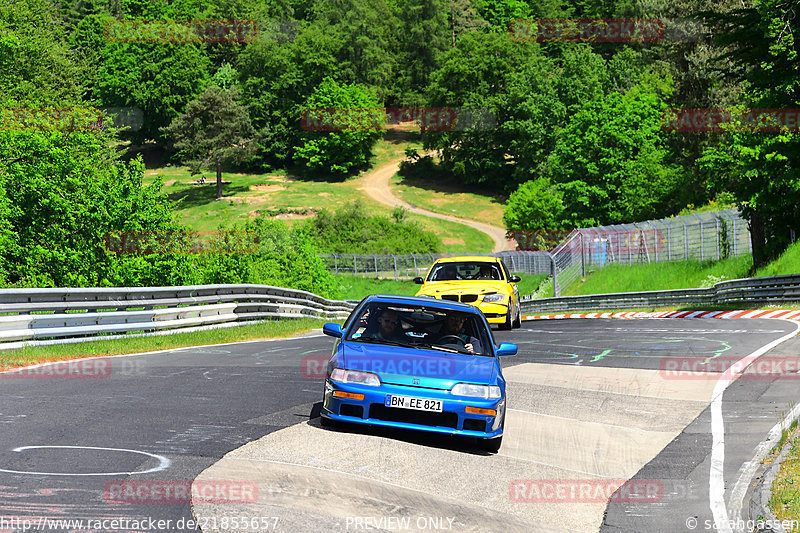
[0,0,798,292]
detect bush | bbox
[178,217,337,297]
[304,201,440,254]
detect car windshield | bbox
[345,302,492,356]
[427,262,502,281]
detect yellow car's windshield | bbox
[427,262,503,281]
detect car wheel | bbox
[513,304,522,328]
[500,308,512,330]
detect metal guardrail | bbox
[520,274,800,314]
[0,284,356,348]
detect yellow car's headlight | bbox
[482,293,506,302]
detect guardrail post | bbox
[353,254,357,276]
[333,253,338,274]
[713,215,721,260]
[732,217,737,256]
[392,255,397,281]
[413,254,418,276]
[374,255,378,278]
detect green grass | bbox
[331,275,421,300]
[755,240,800,277]
[515,273,549,296]
[143,138,492,254]
[390,173,506,226]
[0,318,326,371]
[770,430,800,529]
[564,256,754,296]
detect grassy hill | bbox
[146,139,502,254]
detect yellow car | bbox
[414,256,522,330]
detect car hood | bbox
[341,342,497,390]
[417,280,508,296]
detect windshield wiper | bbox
[417,343,460,354]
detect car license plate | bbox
[384,394,443,412]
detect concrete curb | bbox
[748,429,800,532]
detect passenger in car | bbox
[363,308,404,342]
[436,265,459,281]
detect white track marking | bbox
[708,320,800,532]
[0,445,171,476]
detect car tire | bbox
[513,304,522,328]
[500,308,513,330]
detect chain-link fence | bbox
[318,251,554,281]
[318,209,752,297]
[549,209,751,296]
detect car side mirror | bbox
[323,323,343,338]
[413,277,424,284]
[496,343,517,356]
[509,275,521,283]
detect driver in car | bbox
[433,313,481,354]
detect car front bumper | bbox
[321,379,504,439]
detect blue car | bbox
[320,294,517,452]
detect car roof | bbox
[365,294,480,314]
[432,256,502,264]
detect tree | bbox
[503,178,564,230]
[161,84,256,199]
[503,178,565,249]
[0,128,183,287]
[701,0,800,267]
[293,78,383,175]
[549,79,681,227]
[97,28,212,144]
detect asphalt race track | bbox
[1,319,798,533]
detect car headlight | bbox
[330,368,381,386]
[482,293,505,303]
[451,383,502,399]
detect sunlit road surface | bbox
[195,319,798,533]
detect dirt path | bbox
[357,156,513,252]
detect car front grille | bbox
[368,404,458,429]
[439,294,479,303]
